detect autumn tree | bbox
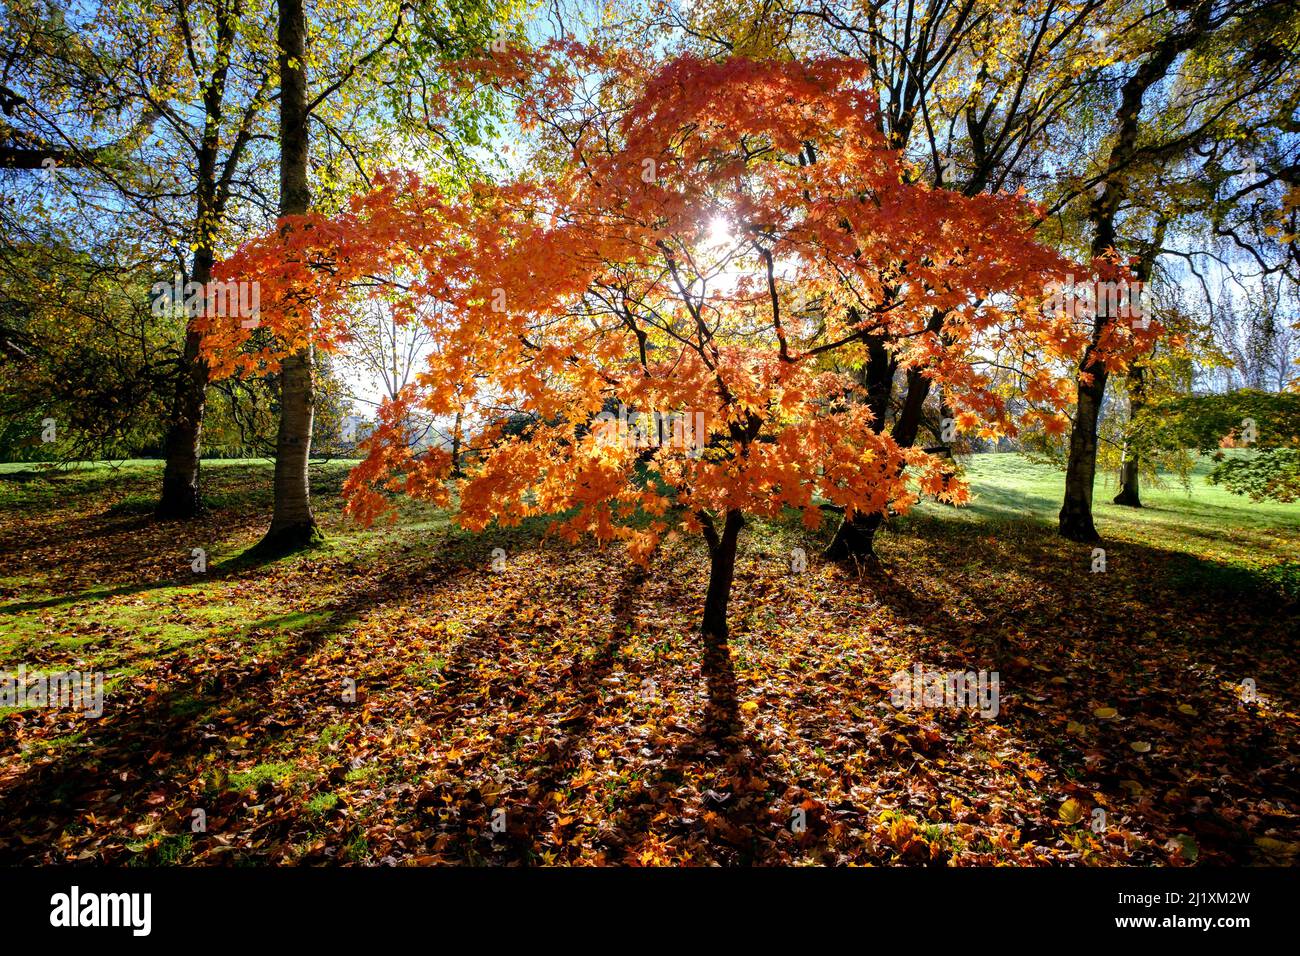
[2,0,517,526]
[643,0,1141,555]
[647,0,1297,545]
[0,236,175,460]
[205,48,1126,694]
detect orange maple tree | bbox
[204,44,1155,643]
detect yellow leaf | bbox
[1255,837,1299,857]
[1058,798,1084,824]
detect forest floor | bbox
[0,453,1297,865]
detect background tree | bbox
[247,0,520,554]
[636,0,1299,545]
[1051,0,1298,539]
[1,0,279,513]
[0,236,174,460]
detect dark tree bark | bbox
[1058,6,1208,541]
[824,334,895,560]
[1113,221,1165,509]
[155,5,264,519]
[1113,350,1147,508]
[157,58,226,518]
[824,510,885,561]
[252,0,322,555]
[700,509,744,642]
[1113,467,1141,507]
[156,252,212,519]
[825,312,943,561]
[451,410,464,477]
[699,509,743,734]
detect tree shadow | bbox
[0,529,521,863]
[5,481,1296,866]
[846,517,1300,863]
[701,635,740,740]
[440,564,650,860]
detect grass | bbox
[0,452,1295,866]
[922,450,1299,529]
[227,762,296,793]
[913,452,1300,602]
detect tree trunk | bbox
[261,345,323,550]
[701,509,744,641]
[254,0,321,555]
[1060,369,1106,540]
[825,323,939,561]
[1113,221,1163,510]
[1113,364,1144,507]
[700,509,743,735]
[1113,455,1141,507]
[825,333,897,560]
[157,65,228,519]
[157,253,213,519]
[824,510,884,560]
[451,410,463,476]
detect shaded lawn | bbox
[0,455,1297,865]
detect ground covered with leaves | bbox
[0,455,1297,866]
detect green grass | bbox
[920,451,1298,528]
[0,457,362,474]
[227,761,296,793]
[899,451,1299,606]
[307,793,339,815]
